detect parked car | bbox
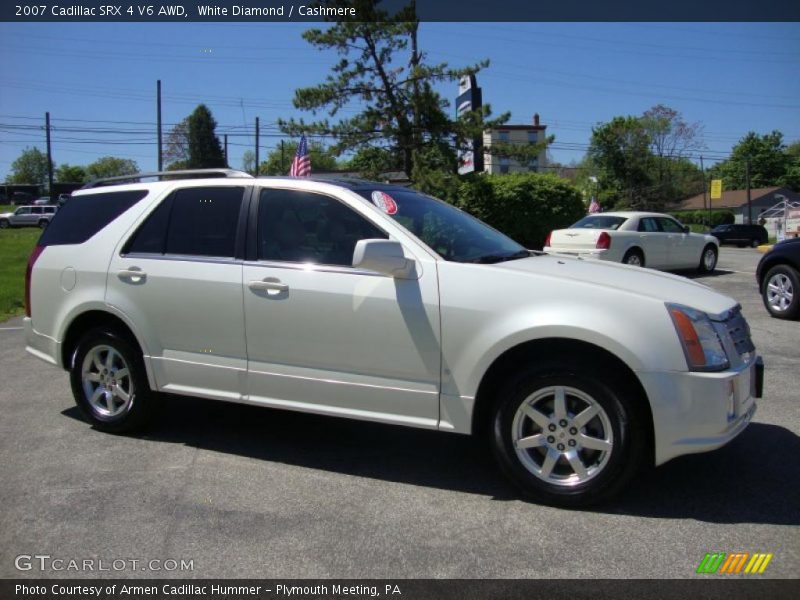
[756,237,800,320]
[24,170,763,507]
[711,224,768,248]
[544,212,720,273]
[0,205,57,229]
[33,196,54,206]
[57,193,71,206]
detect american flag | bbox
[289,135,311,177]
[588,196,601,214]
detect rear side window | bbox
[38,190,147,246]
[125,187,244,258]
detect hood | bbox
[495,253,737,317]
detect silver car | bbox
[0,205,58,229]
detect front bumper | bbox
[641,356,763,465]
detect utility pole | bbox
[45,112,53,198]
[254,117,260,176]
[745,157,752,224]
[280,140,285,174]
[224,134,228,167]
[700,155,709,230]
[157,80,163,171]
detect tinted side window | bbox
[38,190,147,246]
[123,194,174,254]
[258,189,387,266]
[638,218,661,232]
[658,218,684,233]
[165,187,243,257]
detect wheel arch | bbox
[60,310,155,388]
[470,337,654,465]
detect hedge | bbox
[670,209,735,226]
[446,173,585,250]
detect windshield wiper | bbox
[467,249,532,264]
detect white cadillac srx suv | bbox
[24,169,763,507]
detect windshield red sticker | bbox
[371,191,398,215]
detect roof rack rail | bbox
[81,168,254,189]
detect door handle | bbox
[118,269,147,281]
[248,279,288,293]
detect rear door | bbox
[657,217,697,267]
[12,207,34,226]
[106,185,250,400]
[636,217,667,267]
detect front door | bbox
[242,187,441,428]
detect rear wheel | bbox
[750,238,760,248]
[491,362,645,507]
[622,249,644,267]
[38,219,48,229]
[762,265,800,320]
[69,328,155,433]
[698,245,718,273]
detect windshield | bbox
[570,215,628,230]
[356,188,528,263]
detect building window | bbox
[498,131,510,142]
[527,131,538,144]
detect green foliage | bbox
[8,147,51,185]
[0,228,39,322]
[186,104,226,169]
[55,164,88,183]
[260,140,340,175]
[709,131,798,191]
[449,173,584,249]
[164,118,189,167]
[279,0,509,181]
[346,145,404,179]
[670,209,734,226]
[86,156,139,180]
[588,106,703,211]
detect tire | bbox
[69,328,155,433]
[762,265,800,320]
[622,248,644,267]
[38,219,48,229]
[491,362,645,507]
[698,245,718,273]
[0,219,9,229]
[750,238,760,248]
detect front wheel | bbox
[0,219,9,229]
[69,328,155,433]
[698,245,718,273]
[491,364,645,507]
[762,265,800,320]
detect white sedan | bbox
[544,211,720,272]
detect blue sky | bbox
[1,21,799,180]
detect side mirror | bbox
[683,225,690,234]
[352,239,417,279]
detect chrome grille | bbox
[724,307,755,355]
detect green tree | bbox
[164,118,189,169]
[55,164,88,183]
[8,147,51,185]
[588,116,656,210]
[709,131,793,190]
[345,145,404,179]
[86,156,139,180]
[241,150,256,175]
[186,104,226,169]
[279,0,509,182]
[260,140,340,175]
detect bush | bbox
[670,209,735,227]
[449,173,585,249]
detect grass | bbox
[0,227,40,322]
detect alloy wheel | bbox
[511,386,614,487]
[766,272,794,313]
[81,345,134,418]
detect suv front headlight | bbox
[666,303,730,372]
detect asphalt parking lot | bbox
[0,246,797,579]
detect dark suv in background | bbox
[710,224,768,247]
